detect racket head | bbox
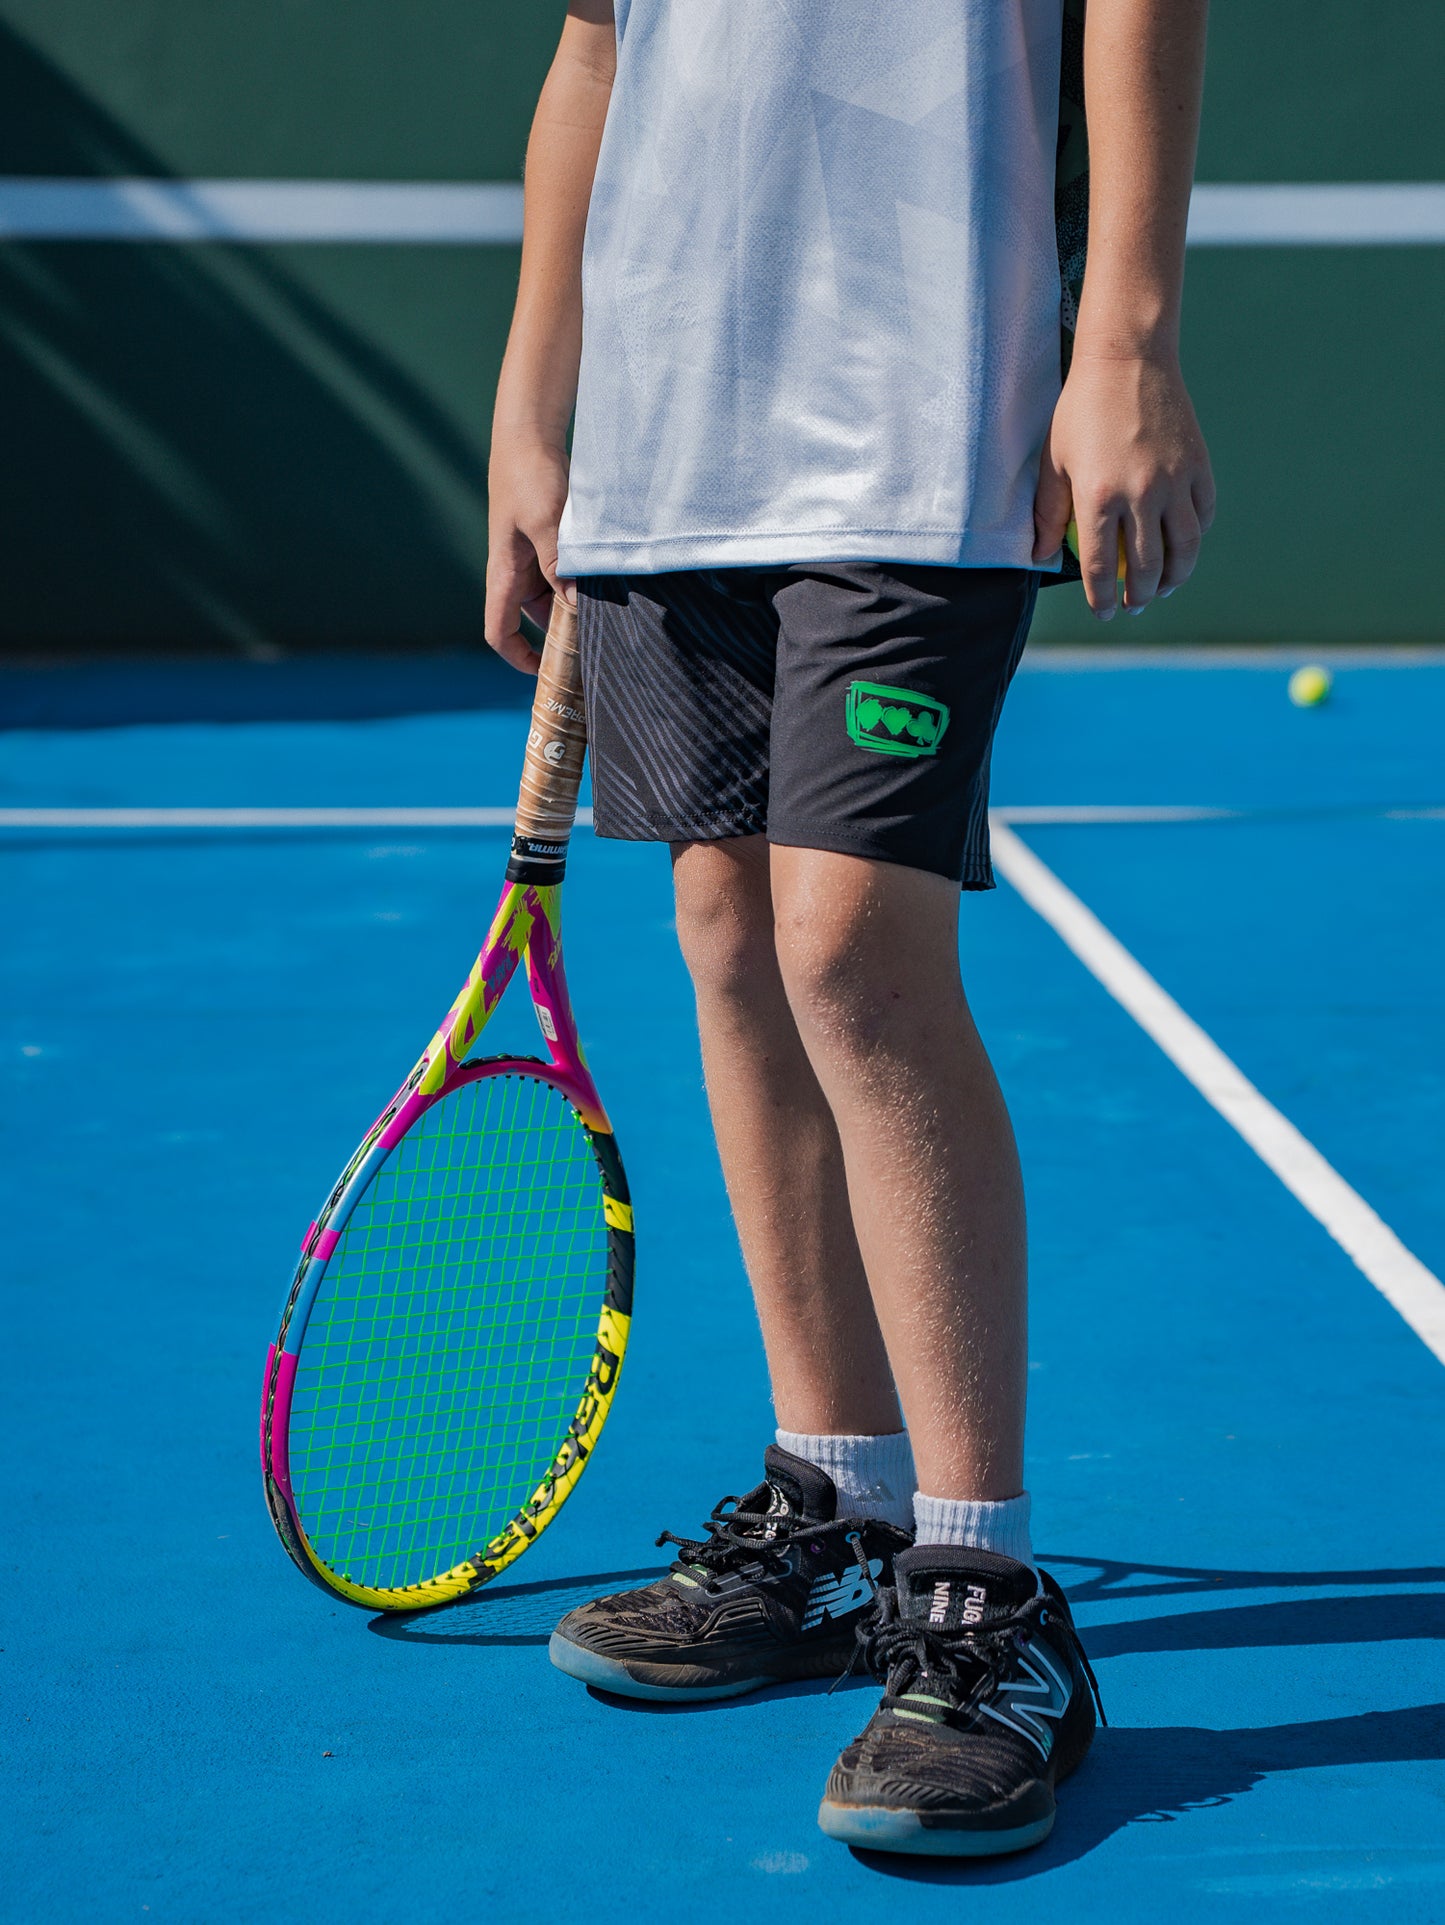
[262,1055,634,1611]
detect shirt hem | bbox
[559,528,1064,577]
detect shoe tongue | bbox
[894,1545,1037,1630]
[732,1445,838,1528]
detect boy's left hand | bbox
[1033,349,1215,619]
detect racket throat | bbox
[506,831,571,886]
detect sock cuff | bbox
[912,1490,1034,1569]
[776,1428,915,1530]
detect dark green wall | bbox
[1034,0,1445,645]
[0,2,1440,652]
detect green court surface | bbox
[4,652,1444,1921]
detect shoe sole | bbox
[817,1800,1056,1857]
[548,1632,773,1701]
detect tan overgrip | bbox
[508,597,588,879]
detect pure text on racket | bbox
[260,598,634,1612]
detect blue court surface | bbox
[5,653,1444,1923]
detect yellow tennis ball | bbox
[1064,518,1128,583]
[1288,665,1332,708]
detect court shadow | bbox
[852,1701,1445,1883]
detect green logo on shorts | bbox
[845,682,951,758]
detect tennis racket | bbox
[260,597,633,1612]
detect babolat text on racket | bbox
[260,597,633,1611]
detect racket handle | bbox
[507,596,588,885]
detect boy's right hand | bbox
[485,437,574,674]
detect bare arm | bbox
[1034,0,1216,617]
[486,1,616,671]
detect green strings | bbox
[288,1073,607,1591]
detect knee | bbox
[672,841,777,1003]
[772,889,888,1051]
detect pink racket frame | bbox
[260,875,635,1611]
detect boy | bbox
[486,0,1213,1857]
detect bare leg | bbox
[671,837,901,1436]
[770,846,1028,1501]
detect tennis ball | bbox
[1288,664,1333,708]
[1064,518,1128,583]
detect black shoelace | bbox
[838,1583,1106,1725]
[656,1496,868,1585]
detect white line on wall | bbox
[990,818,1445,1368]
[0,179,525,243]
[0,178,1442,245]
[1187,182,1445,246]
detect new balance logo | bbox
[978,1642,1072,1761]
[802,1558,883,1630]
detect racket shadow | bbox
[366,1566,670,1646]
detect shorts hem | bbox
[766,820,995,889]
[592,812,768,847]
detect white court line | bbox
[990,819,1445,1367]
[7,803,1440,830]
[7,800,1441,1357]
[0,178,1441,246]
[995,805,1239,825]
[0,805,593,828]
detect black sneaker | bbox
[818,1545,1103,1856]
[548,1446,912,1701]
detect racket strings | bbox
[287,1073,607,1591]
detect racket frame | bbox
[261,601,635,1613]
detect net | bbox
[287,1070,608,1591]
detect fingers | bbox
[1032,447,1073,564]
[489,620,544,676]
[485,546,548,675]
[1074,494,1210,617]
[1121,507,1164,614]
[1073,505,1127,621]
[486,519,580,672]
[1158,503,1203,597]
[521,587,556,634]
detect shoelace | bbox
[835,1583,1106,1724]
[656,1498,867,1585]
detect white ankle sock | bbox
[776,1429,916,1531]
[912,1491,1035,1570]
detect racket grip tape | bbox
[508,597,588,885]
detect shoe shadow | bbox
[852,1553,1445,1882]
[1041,1552,1445,1608]
[853,1701,1445,1883]
[583,1671,879,1713]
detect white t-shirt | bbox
[557,0,1065,578]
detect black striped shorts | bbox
[577,563,1038,886]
